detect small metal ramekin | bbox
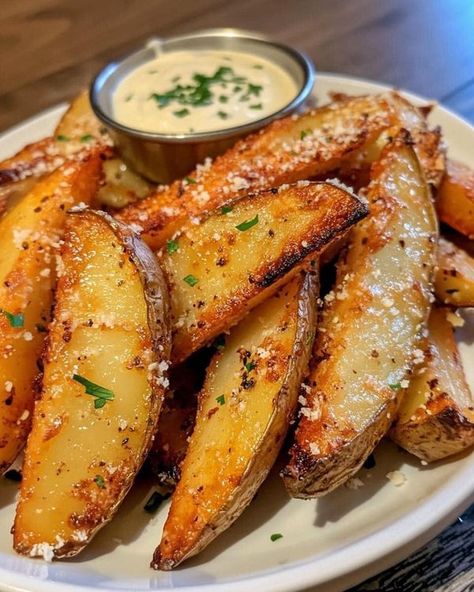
[90,28,315,183]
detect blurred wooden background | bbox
[1,0,474,130]
[1,1,474,591]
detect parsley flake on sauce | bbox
[270,533,283,541]
[236,214,259,232]
[72,374,114,409]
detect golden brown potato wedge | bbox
[282,132,437,498]
[117,94,394,248]
[14,209,170,559]
[0,176,39,218]
[0,155,102,474]
[157,181,367,364]
[154,272,318,569]
[437,159,474,239]
[339,91,446,190]
[391,306,474,461]
[98,157,153,210]
[54,90,108,142]
[435,237,474,307]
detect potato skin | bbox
[282,132,437,498]
[154,272,318,570]
[13,209,170,559]
[391,307,474,462]
[117,94,393,248]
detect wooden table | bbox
[1,1,473,590]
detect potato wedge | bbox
[0,155,102,474]
[437,159,474,239]
[282,132,437,498]
[14,209,170,559]
[98,157,153,210]
[154,272,318,569]
[391,306,474,461]
[54,90,108,142]
[157,181,367,364]
[117,94,393,248]
[0,176,39,218]
[435,237,474,306]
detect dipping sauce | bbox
[113,50,299,134]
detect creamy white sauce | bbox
[113,50,298,134]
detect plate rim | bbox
[0,72,473,592]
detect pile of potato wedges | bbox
[0,89,473,569]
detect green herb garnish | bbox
[216,394,225,405]
[94,475,106,489]
[217,111,229,119]
[221,205,233,214]
[247,84,262,97]
[185,176,197,184]
[249,103,263,110]
[300,129,312,140]
[219,95,229,103]
[125,93,134,102]
[166,239,179,254]
[144,490,170,513]
[245,361,256,372]
[174,108,190,118]
[236,214,259,232]
[388,383,402,391]
[72,374,114,409]
[271,533,283,541]
[1,309,24,328]
[183,274,198,287]
[56,135,70,142]
[80,134,94,142]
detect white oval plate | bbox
[0,73,473,592]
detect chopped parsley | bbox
[1,309,24,328]
[236,214,259,232]
[94,474,106,489]
[217,111,229,119]
[125,93,134,102]
[72,374,114,409]
[221,205,233,215]
[219,95,229,103]
[80,134,94,142]
[300,129,312,140]
[216,394,226,405]
[185,176,197,184]
[174,108,190,118]
[245,361,256,372]
[388,383,402,391]
[56,134,70,142]
[249,103,263,110]
[270,533,283,541]
[144,490,170,513]
[183,274,198,287]
[166,239,179,254]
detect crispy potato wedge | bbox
[54,90,107,141]
[14,209,170,559]
[437,159,474,239]
[117,94,393,248]
[339,92,446,190]
[154,272,319,569]
[435,237,474,306]
[391,307,474,461]
[147,352,211,489]
[157,181,367,364]
[0,176,39,218]
[98,157,153,210]
[0,155,102,474]
[282,133,437,498]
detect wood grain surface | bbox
[1,1,473,590]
